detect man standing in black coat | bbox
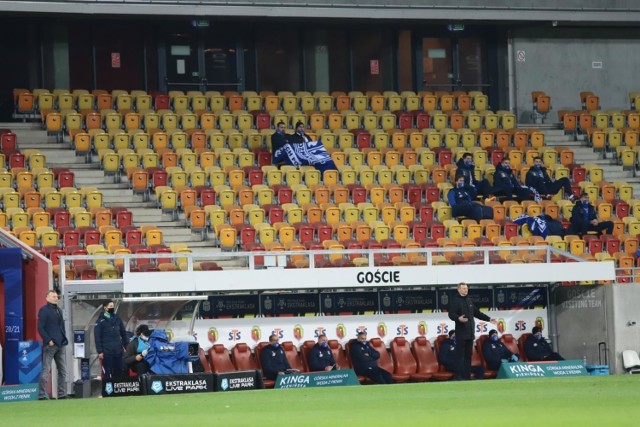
[349,332,393,384]
[308,334,338,372]
[260,334,293,380]
[448,282,496,380]
[94,299,128,380]
[438,331,485,379]
[524,326,564,362]
[482,329,519,371]
[38,290,68,400]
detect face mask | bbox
[457,182,465,189]
[320,341,329,349]
[140,335,149,342]
[534,164,542,170]
[107,308,115,314]
[491,335,499,342]
[464,159,473,166]
[503,165,511,171]
[535,333,542,340]
[361,340,368,346]
[581,199,589,206]
[272,342,279,348]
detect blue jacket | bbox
[455,157,480,188]
[94,311,127,355]
[482,338,515,370]
[438,338,457,372]
[349,340,380,375]
[145,329,190,374]
[570,202,597,229]
[38,303,68,347]
[447,186,473,207]
[271,131,290,154]
[524,335,554,361]
[308,344,336,371]
[261,343,291,380]
[525,166,553,194]
[492,166,519,193]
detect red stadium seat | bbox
[410,337,453,381]
[390,337,431,382]
[198,348,212,373]
[208,344,236,373]
[252,342,275,388]
[300,340,316,372]
[282,341,305,373]
[474,335,497,379]
[500,334,520,359]
[517,333,532,362]
[327,340,350,371]
[369,338,410,382]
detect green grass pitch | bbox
[1,376,638,426]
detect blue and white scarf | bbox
[273,140,336,173]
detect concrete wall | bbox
[512,28,640,123]
[554,286,609,366]
[606,284,640,374]
[554,284,640,374]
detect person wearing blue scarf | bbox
[124,324,151,376]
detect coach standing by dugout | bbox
[38,290,69,400]
[448,282,496,380]
[95,299,128,380]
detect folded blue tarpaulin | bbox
[145,329,190,374]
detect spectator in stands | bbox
[525,156,575,201]
[289,121,313,144]
[569,191,613,237]
[448,174,494,221]
[94,299,128,380]
[438,330,484,379]
[124,324,151,376]
[524,326,564,362]
[349,332,393,384]
[37,290,68,400]
[261,334,293,380]
[482,329,519,371]
[272,121,337,173]
[308,334,338,372]
[448,282,496,380]
[492,158,532,201]
[455,152,492,199]
[271,121,290,165]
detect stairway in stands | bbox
[539,125,640,197]
[6,121,217,252]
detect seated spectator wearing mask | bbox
[525,156,575,201]
[524,326,564,362]
[261,334,293,380]
[124,324,151,376]
[482,329,518,371]
[308,334,338,372]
